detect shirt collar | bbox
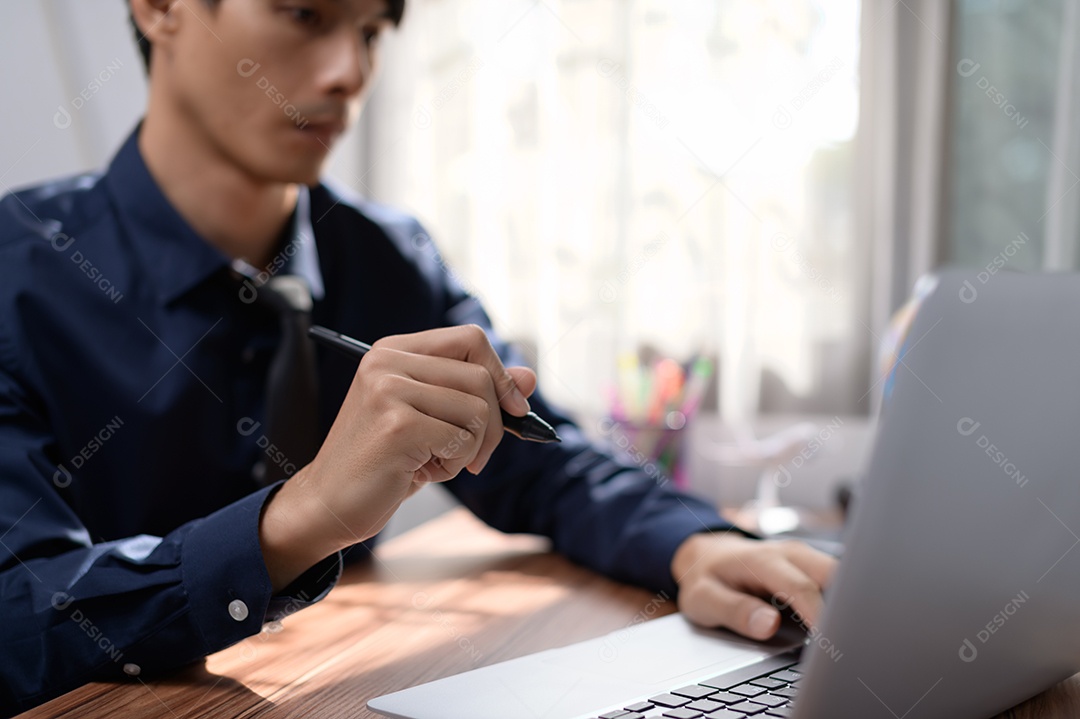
[230,185,325,301]
[291,187,324,300]
[105,126,325,305]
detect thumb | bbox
[505,366,537,405]
[680,578,781,641]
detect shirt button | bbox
[251,462,266,483]
[229,599,250,622]
[123,663,141,677]
[241,347,255,363]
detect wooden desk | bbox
[19,509,1080,718]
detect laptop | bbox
[369,269,1080,719]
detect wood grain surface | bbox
[16,508,1080,719]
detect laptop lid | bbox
[793,269,1080,718]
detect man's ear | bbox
[129,0,182,56]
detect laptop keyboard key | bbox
[673,685,717,699]
[773,687,797,699]
[765,707,794,718]
[662,709,703,719]
[727,701,768,714]
[650,693,691,708]
[770,670,800,683]
[599,712,631,719]
[750,694,787,708]
[708,691,744,704]
[750,677,786,689]
[700,653,801,691]
[703,711,750,719]
[685,699,725,713]
[729,684,766,698]
[626,702,655,713]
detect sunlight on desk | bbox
[21,508,1080,718]
[198,510,618,712]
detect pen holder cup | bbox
[600,412,689,489]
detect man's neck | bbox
[139,110,298,270]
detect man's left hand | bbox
[671,532,838,640]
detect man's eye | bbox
[362,27,382,45]
[285,7,321,26]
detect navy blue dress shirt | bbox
[0,128,733,715]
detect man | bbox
[0,0,836,713]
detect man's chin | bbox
[256,160,325,188]
[285,167,324,187]
[251,132,334,185]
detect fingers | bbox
[394,378,492,477]
[680,575,782,641]
[710,540,834,628]
[375,325,532,416]
[506,365,538,402]
[675,534,839,642]
[782,540,837,589]
[362,348,504,474]
[748,555,825,628]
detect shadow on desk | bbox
[18,509,1080,719]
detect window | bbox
[361,0,863,420]
[945,0,1065,271]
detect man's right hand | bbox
[258,324,537,592]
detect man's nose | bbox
[319,30,371,99]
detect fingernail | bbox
[512,385,531,413]
[749,608,778,639]
[468,454,490,475]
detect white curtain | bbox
[1042,0,1080,270]
[856,0,951,413]
[359,0,866,424]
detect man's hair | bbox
[129,0,406,72]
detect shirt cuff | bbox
[665,526,763,597]
[632,496,757,598]
[180,483,340,653]
[267,551,342,622]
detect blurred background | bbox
[1,0,1072,535]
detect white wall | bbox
[1,1,143,190]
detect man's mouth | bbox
[296,118,346,148]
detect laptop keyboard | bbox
[592,651,802,719]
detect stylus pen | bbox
[308,325,561,444]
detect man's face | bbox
[152,0,394,185]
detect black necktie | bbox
[255,275,320,486]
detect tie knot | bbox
[261,275,313,313]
